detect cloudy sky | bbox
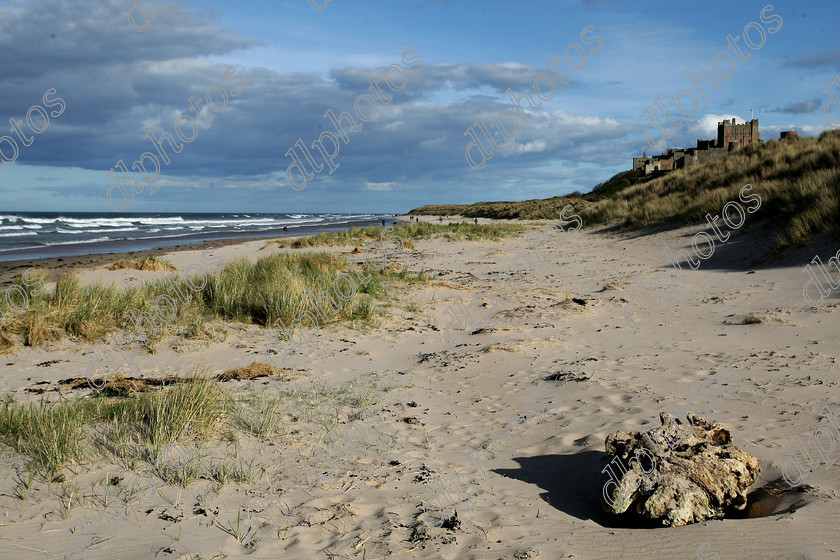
[0,0,837,214]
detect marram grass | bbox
[263,221,527,249]
[0,371,225,476]
[0,251,426,350]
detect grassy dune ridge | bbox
[264,220,528,249]
[0,253,421,352]
[412,130,840,246]
[0,223,526,351]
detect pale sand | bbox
[1,221,839,559]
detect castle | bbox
[633,118,760,175]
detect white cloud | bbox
[692,113,744,138]
[516,140,548,153]
[363,181,395,191]
[382,120,405,131]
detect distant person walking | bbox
[474,218,478,225]
[283,225,288,235]
[382,219,386,226]
[439,217,443,223]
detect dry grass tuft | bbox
[426,281,471,290]
[57,363,296,395]
[216,361,291,381]
[58,373,187,396]
[109,255,176,272]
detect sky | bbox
[0,0,837,214]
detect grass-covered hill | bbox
[411,129,840,246]
[410,167,651,220]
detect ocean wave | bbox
[179,218,278,227]
[1,216,189,228]
[0,214,383,256]
[46,237,113,247]
[279,217,324,225]
[0,214,360,231]
[54,227,140,235]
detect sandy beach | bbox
[1,219,837,559]
[2,1,838,558]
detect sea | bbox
[0,212,394,262]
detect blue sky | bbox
[0,0,837,214]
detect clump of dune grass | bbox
[0,393,86,476]
[0,252,427,350]
[263,221,527,250]
[0,270,190,347]
[109,255,176,272]
[200,252,423,330]
[0,371,226,477]
[0,369,402,488]
[137,373,227,447]
[208,456,257,485]
[216,361,290,381]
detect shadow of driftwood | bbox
[494,453,815,529]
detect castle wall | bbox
[675,154,698,169]
[695,148,728,165]
[697,139,716,150]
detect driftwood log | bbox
[602,412,760,526]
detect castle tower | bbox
[717,118,759,149]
